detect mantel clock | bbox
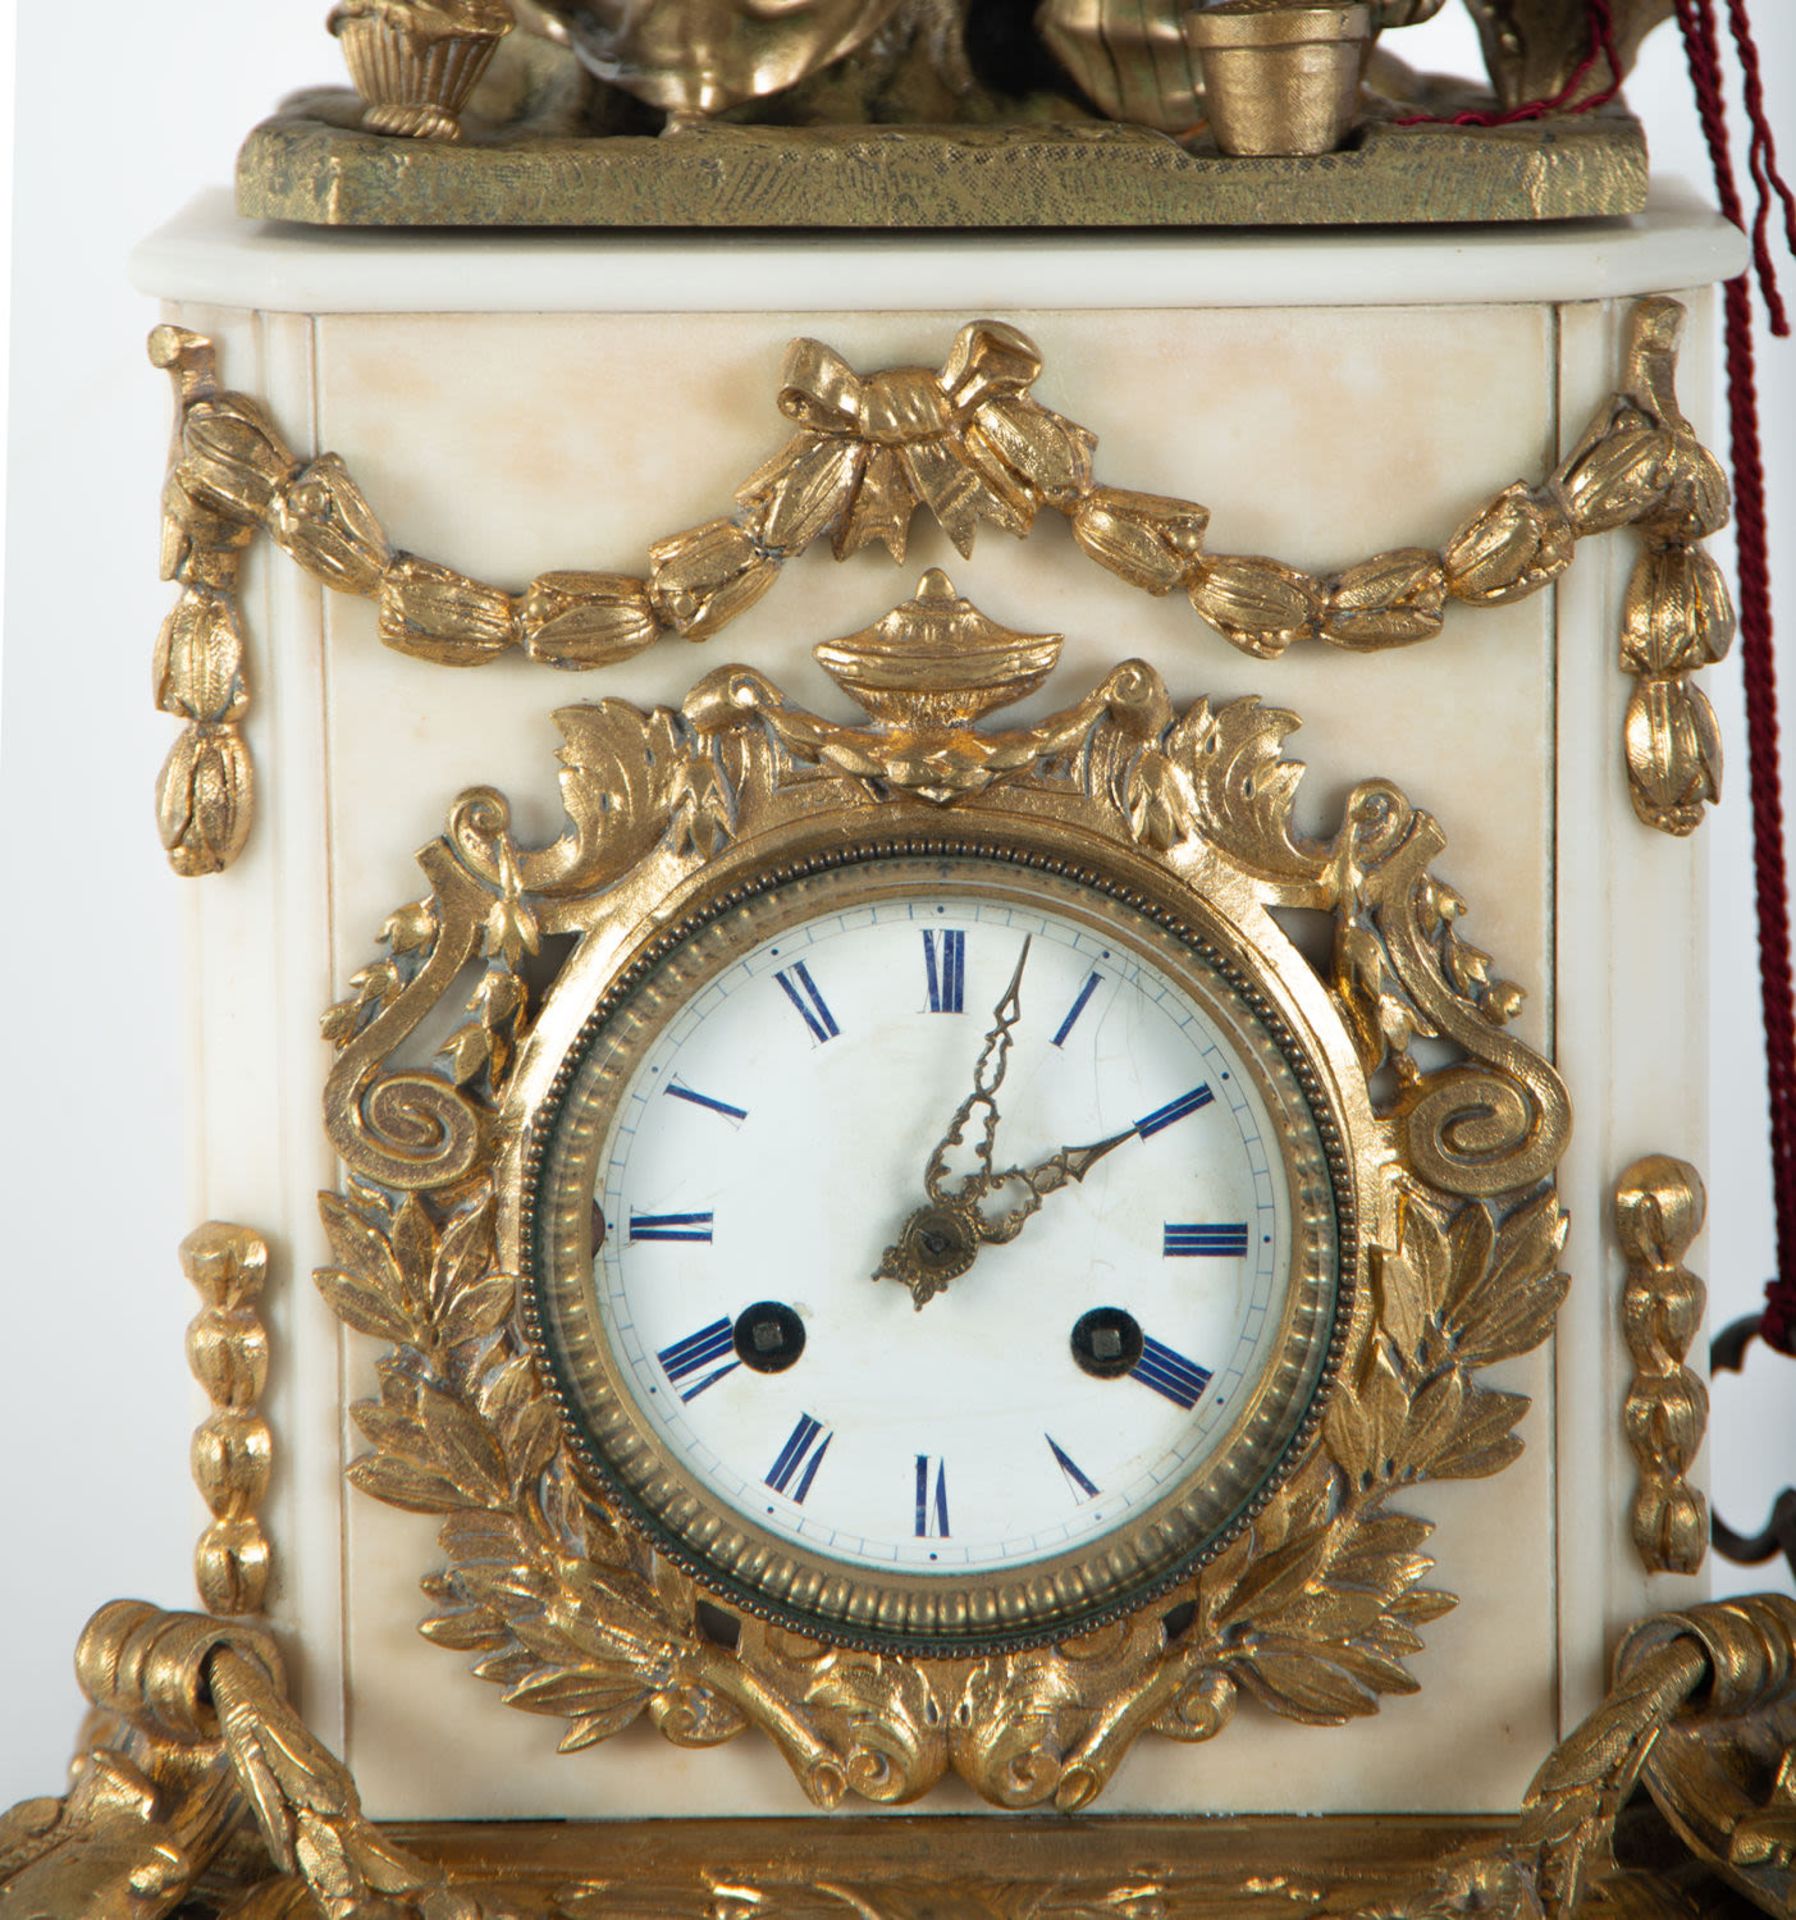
[4,4,1794,1918]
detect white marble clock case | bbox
[132,188,1744,1821]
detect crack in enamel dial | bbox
[523,842,1351,1652]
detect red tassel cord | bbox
[1677,0,1796,1356]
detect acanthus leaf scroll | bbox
[313,572,1573,1809]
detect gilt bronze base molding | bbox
[3,1594,1793,1919]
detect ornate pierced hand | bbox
[874,939,1031,1308]
[875,941,1138,1308]
[962,1127,1137,1247]
[923,938,1032,1208]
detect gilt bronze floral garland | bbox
[151,297,1730,877]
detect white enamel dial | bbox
[598,891,1285,1573]
[527,847,1345,1646]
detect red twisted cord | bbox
[1727,0,1796,323]
[1676,0,1796,1354]
[1393,0,1620,128]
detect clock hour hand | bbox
[874,1117,1138,1308]
[921,935,1032,1210]
[967,1126,1137,1245]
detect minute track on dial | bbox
[527,843,1334,1633]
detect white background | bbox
[0,2,1791,1805]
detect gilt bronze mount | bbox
[150,302,1730,879]
[307,565,1572,1805]
[5,1585,1795,1920]
[238,88,1648,227]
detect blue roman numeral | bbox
[1135,1085,1215,1139]
[922,929,965,1013]
[629,1211,714,1243]
[665,1079,748,1124]
[914,1455,951,1537]
[1045,1434,1099,1502]
[775,962,839,1044]
[657,1319,740,1401]
[1164,1222,1250,1257]
[1051,971,1102,1048]
[1130,1336,1214,1410]
[765,1414,832,1503]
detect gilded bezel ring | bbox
[519,833,1356,1655]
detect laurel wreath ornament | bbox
[314,616,1571,1810]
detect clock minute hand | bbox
[922,935,1032,1210]
[872,937,1032,1309]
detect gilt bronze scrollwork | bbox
[7,1592,1795,1913]
[305,567,1574,1807]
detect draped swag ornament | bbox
[151,299,1733,874]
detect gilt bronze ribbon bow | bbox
[743,319,1097,562]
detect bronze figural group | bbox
[326,0,1671,136]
